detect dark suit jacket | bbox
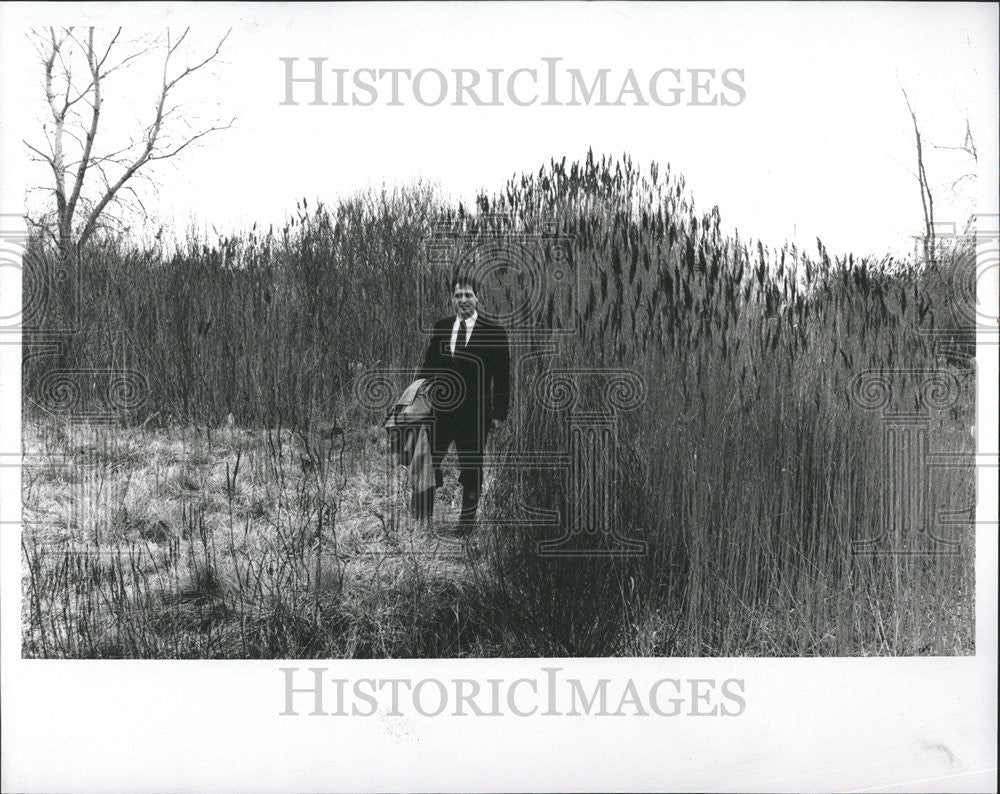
[418,315,510,432]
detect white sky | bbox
[1,2,997,260]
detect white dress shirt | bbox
[450,311,477,354]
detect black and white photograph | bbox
[1,2,997,791]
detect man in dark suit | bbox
[416,274,510,530]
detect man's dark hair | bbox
[450,273,479,295]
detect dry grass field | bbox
[22,417,505,657]
[21,154,977,657]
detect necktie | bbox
[459,319,468,348]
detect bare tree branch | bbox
[901,86,935,264]
[24,140,55,164]
[928,118,978,165]
[65,28,102,232]
[950,172,976,191]
[25,26,233,256]
[147,117,235,161]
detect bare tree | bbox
[900,83,979,263]
[24,26,233,263]
[901,86,935,264]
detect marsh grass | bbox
[21,414,513,657]
[22,153,975,657]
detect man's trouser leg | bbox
[455,422,488,527]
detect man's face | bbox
[452,283,478,319]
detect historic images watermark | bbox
[279,666,746,718]
[3,213,153,544]
[914,218,998,354]
[845,217,999,557]
[279,57,746,108]
[1,212,82,339]
[848,367,972,555]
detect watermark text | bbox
[279,667,746,717]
